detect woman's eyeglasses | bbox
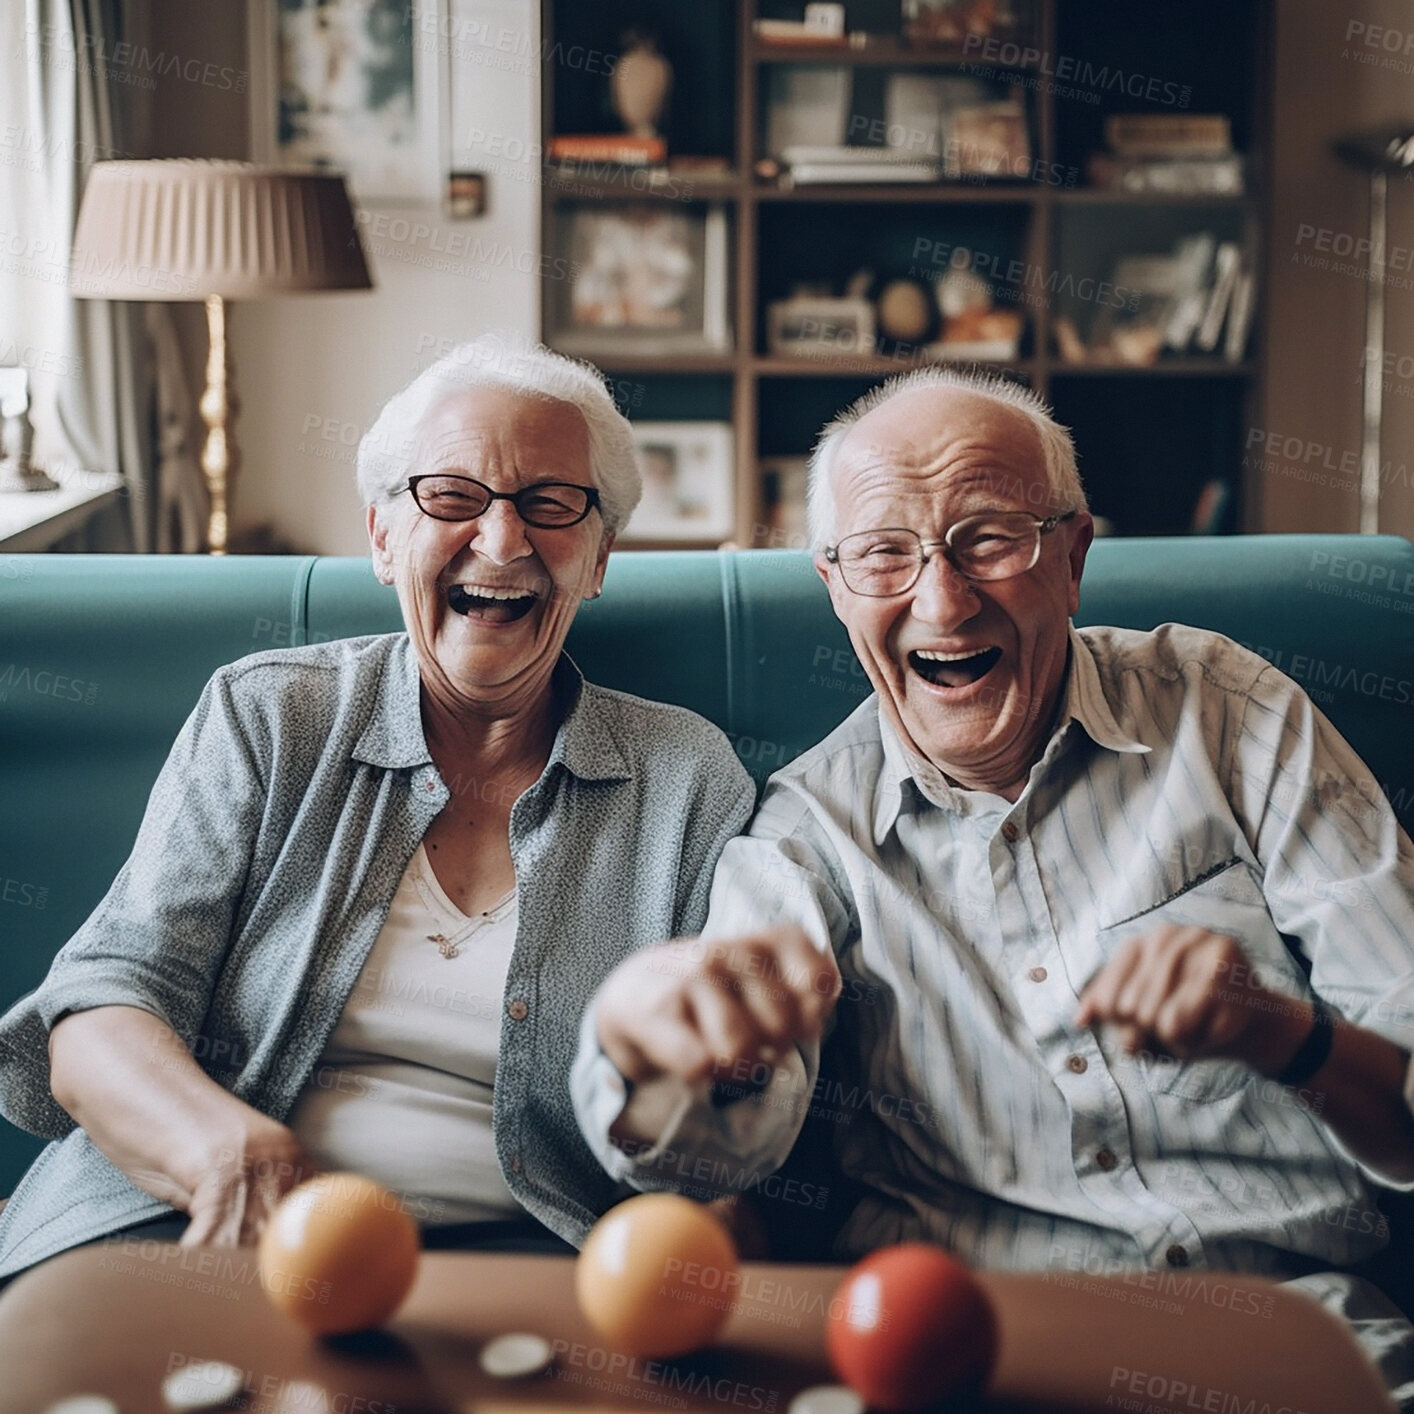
[406,474,601,528]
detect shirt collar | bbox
[1064,623,1150,757]
[354,634,429,769]
[870,622,1148,845]
[873,713,918,846]
[354,638,633,784]
[545,657,635,783]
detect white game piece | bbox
[479,1331,555,1379]
[789,1385,866,1414]
[42,1399,122,1414]
[161,1360,245,1410]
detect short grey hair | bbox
[806,366,1087,548]
[356,334,642,536]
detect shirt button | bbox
[1001,821,1020,844]
[1095,1148,1117,1172]
[510,1155,523,1174]
[1166,1244,1189,1268]
[1067,1054,1087,1074]
[424,779,437,792]
[507,999,529,1021]
[1027,966,1048,983]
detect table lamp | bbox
[70,159,373,554]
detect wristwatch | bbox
[1277,993,1336,1087]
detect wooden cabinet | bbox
[540,0,1268,544]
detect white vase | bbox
[612,32,672,140]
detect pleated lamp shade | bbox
[70,160,372,300]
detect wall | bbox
[142,1,1414,547]
[1259,0,1414,538]
[147,0,542,554]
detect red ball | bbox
[825,1244,998,1411]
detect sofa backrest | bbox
[2,534,1412,1190]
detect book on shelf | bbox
[1194,242,1242,352]
[1224,271,1257,363]
[668,156,734,179]
[779,145,940,185]
[1086,153,1245,195]
[779,145,935,167]
[547,135,667,166]
[1162,233,1217,351]
[1103,113,1233,158]
[921,337,1020,362]
[753,18,868,48]
[1071,233,1254,366]
[786,161,940,184]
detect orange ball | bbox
[257,1173,421,1335]
[576,1194,739,1357]
[826,1244,998,1410]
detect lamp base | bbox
[199,293,239,555]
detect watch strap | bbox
[1277,993,1336,1087]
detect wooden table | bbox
[0,1244,1394,1414]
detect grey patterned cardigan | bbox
[0,634,756,1276]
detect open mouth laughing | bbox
[446,582,541,624]
[908,646,1003,690]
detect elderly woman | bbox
[0,337,756,1277]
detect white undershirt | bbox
[287,843,522,1226]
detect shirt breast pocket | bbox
[1094,859,1309,1104]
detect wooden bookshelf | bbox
[539,0,1270,543]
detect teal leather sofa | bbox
[3,535,1414,1197]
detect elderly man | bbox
[574,368,1414,1401]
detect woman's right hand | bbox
[48,1005,319,1246]
[178,1112,320,1247]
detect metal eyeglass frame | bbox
[823,510,1078,597]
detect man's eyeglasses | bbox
[407,473,601,528]
[824,510,1078,597]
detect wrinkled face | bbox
[815,387,1092,794]
[367,386,611,711]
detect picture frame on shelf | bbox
[759,456,810,548]
[767,296,876,360]
[763,66,850,159]
[901,0,1031,50]
[247,0,444,205]
[1085,253,1188,367]
[944,99,1031,180]
[625,422,734,543]
[548,204,732,357]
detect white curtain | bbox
[0,0,164,550]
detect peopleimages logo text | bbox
[961,35,1190,106]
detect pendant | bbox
[428,932,460,960]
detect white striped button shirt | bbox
[576,623,1414,1278]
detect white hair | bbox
[805,366,1087,548]
[356,334,642,537]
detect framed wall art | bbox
[624,422,734,543]
[248,0,444,205]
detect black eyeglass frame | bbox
[823,509,1079,597]
[405,473,602,528]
